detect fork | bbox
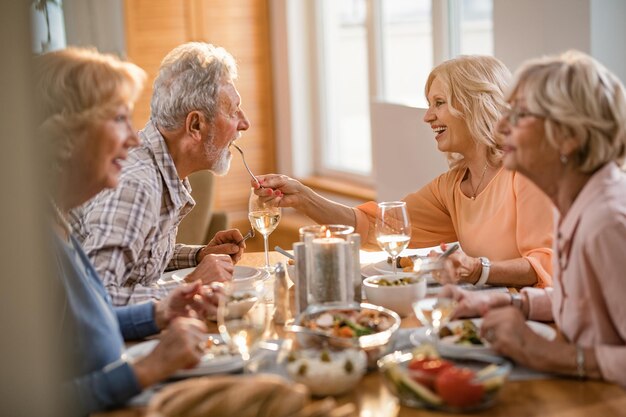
[232,143,262,188]
[237,228,255,245]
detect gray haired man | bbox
[70,42,250,306]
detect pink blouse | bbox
[524,163,626,387]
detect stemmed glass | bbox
[376,201,411,274]
[217,278,270,362]
[412,297,457,345]
[248,187,282,273]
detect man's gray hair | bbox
[151,42,238,130]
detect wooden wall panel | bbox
[124,0,276,222]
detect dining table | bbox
[94,251,626,417]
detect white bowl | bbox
[286,347,367,396]
[363,274,427,317]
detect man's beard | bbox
[205,137,233,176]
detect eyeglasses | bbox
[503,106,545,126]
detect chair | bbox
[176,171,228,245]
[370,101,448,201]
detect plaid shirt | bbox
[70,119,202,306]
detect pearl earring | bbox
[560,154,568,165]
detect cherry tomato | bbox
[408,358,453,389]
[435,367,485,408]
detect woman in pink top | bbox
[443,51,626,387]
[254,56,553,288]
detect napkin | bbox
[146,374,356,417]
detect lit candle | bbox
[310,236,347,304]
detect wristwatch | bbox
[475,257,490,286]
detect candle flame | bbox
[325,229,331,238]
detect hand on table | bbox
[198,229,245,263]
[185,253,233,285]
[133,317,207,387]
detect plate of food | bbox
[410,318,557,359]
[294,303,401,369]
[124,334,244,377]
[158,265,268,285]
[379,345,512,412]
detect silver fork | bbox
[232,143,262,188]
[237,228,255,245]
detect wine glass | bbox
[248,187,282,273]
[376,201,411,274]
[412,297,457,345]
[217,279,270,362]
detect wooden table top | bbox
[94,251,626,417]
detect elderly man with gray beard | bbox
[69,42,250,306]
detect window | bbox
[276,0,493,184]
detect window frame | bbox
[270,0,492,191]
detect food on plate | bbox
[301,309,395,339]
[387,255,416,271]
[203,337,237,358]
[286,348,367,396]
[439,320,484,345]
[380,346,507,410]
[370,276,417,286]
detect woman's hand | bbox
[198,229,245,263]
[480,306,546,368]
[185,254,233,285]
[133,317,208,387]
[438,284,512,319]
[252,174,308,210]
[155,281,220,329]
[430,244,482,284]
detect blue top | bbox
[53,233,160,415]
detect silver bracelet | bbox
[576,345,586,379]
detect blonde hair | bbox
[509,50,626,173]
[151,42,238,130]
[425,55,511,169]
[35,47,146,172]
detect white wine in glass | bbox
[248,188,281,273]
[217,280,269,362]
[376,201,411,274]
[412,297,457,344]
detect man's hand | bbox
[186,253,233,285]
[198,229,245,263]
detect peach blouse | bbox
[354,167,554,287]
[523,163,626,387]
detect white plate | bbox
[124,334,244,377]
[159,265,267,285]
[410,318,556,359]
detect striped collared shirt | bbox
[70,119,202,306]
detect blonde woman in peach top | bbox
[254,56,554,288]
[443,51,626,387]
